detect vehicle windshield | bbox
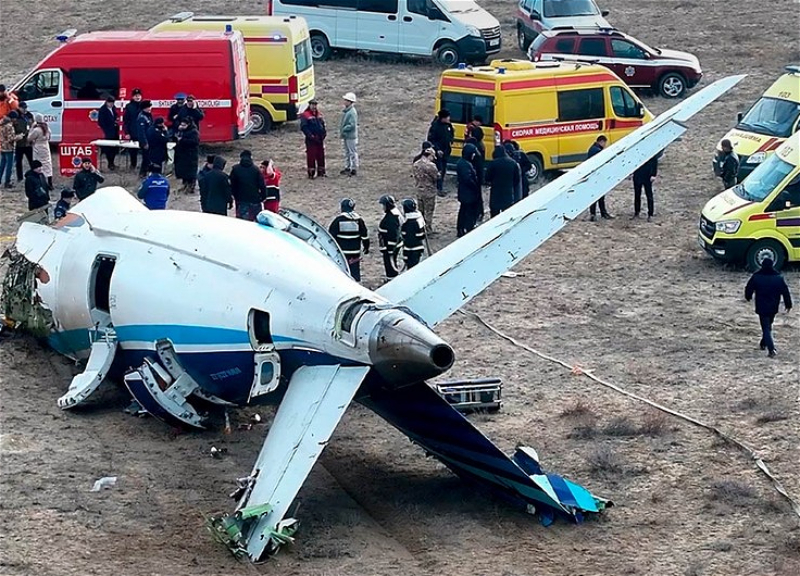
[543,0,600,17]
[734,153,795,202]
[737,97,800,138]
[436,0,482,14]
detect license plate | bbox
[489,39,500,46]
[300,87,308,96]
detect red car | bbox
[529,28,702,98]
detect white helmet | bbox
[343,92,357,103]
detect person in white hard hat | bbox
[339,92,359,176]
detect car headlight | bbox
[716,219,741,234]
[466,25,481,38]
[746,151,766,164]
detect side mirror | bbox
[601,10,610,16]
[531,10,541,20]
[636,102,645,118]
[737,112,744,122]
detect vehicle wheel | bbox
[250,106,272,134]
[658,72,687,98]
[746,239,786,272]
[435,42,461,68]
[517,27,530,52]
[310,33,332,61]
[526,154,544,186]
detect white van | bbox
[268,0,502,66]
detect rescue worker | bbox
[339,92,358,176]
[632,154,659,221]
[0,84,20,120]
[717,139,739,189]
[176,95,205,129]
[123,88,144,171]
[329,198,370,281]
[168,93,187,133]
[260,159,282,213]
[135,100,154,178]
[230,150,267,221]
[504,140,532,199]
[137,164,170,210]
[485,146,521,217]
[427,108,454,192]
[13,101,34,181]
[72,157,105,200]
[199,156,232,216]
[412,146,440,232]
[456,143,482,237]
[97,96,119,171]
[300,99,326,178]
[378,195,403,279]
[587,135,613,221]
[744,257,792,358]
[400,198,426,270]
[173,118,200,193]
[54,188,74,220]
[24,160,49,210]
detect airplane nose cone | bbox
[368,310,455,385]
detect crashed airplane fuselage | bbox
[2,74,745,562]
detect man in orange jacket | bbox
[0,85,20,121]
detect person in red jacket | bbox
[299,99,326,178]
[260,159,281,213]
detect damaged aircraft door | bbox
[248,308,281,401]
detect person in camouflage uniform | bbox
[412,147,440,232]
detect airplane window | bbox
[260,362,275,385]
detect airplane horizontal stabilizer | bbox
[376,75,746,327]
[221,364,370,561]
[358,381,610,522]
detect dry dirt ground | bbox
[1,1,799,575]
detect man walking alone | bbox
[744,257,792,357]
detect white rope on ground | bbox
[458,308,800,519]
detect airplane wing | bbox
[224,364,370,561]
[377,75,746,327]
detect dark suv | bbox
[529,28,703,98]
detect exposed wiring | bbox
[459,308,800,519]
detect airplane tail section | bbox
[358,381,610,523]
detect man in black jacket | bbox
[13,102,33,181]
[199,156,232,216]
[745,258,792,357]
[97,96,119,170]
[72,158,105,200]
[329,198,369,281]
[230,150,267,221]
[378,195,402,279]
[632,154,658,221]
[485,146,521,217]
[587,135,614,221]
[427,109,454,192]
[456,143,482,237]
[122,88,143,171]
[400,198,426,269]
[24,160,49,211]
[504,140,532,198]
[717,138,739,189]
[135,101,154,178]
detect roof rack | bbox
[169,11,194,22]
[786,65,800,75]
[548,55,601,65]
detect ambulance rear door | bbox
[14,69,64,142]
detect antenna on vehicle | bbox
[55,29,77,43]
[170,11,194,22]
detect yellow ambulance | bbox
[152,13,315,133]
[713,66,800,182]
[435,59,654,181]
[699,132,800,271]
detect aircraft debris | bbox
[90,476,117,492]
[433,378,502,413]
